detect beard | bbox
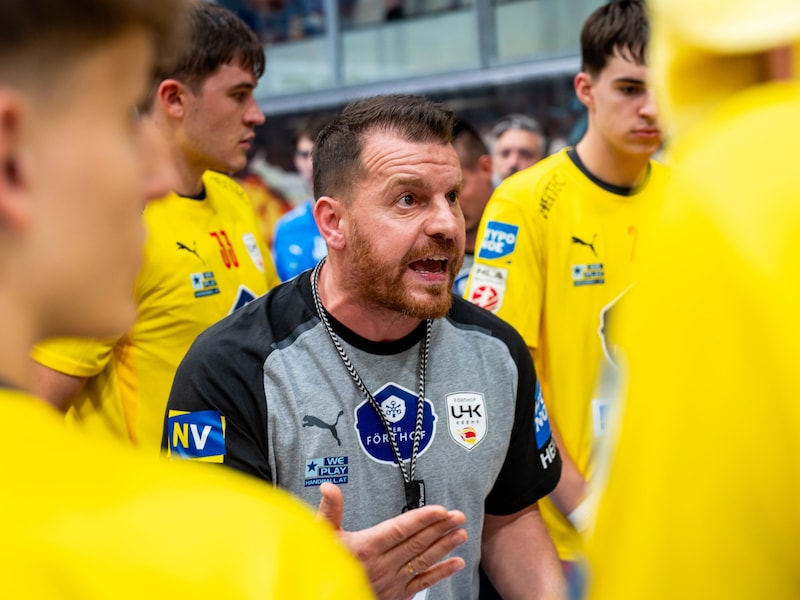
[348,220,463,320]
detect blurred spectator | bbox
[271,114,329,280]
[488,113,547,185]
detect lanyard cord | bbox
[311,257,431,484]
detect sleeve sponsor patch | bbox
[477,221,519,260]
[466,265,507,313]
[167,410,226,462]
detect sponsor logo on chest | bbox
[446,392,487,450]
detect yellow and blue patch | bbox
[478,221,519,260]
[167,409,226,462]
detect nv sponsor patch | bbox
[571,263,605,286]
[304,455,349,487]
[446,392,486,451]
[355,382,437,465]
[190,271,220,298]
[167,410,226,462]
[242,232,265,273]
[477,221,519,260]
[466,264,507,313]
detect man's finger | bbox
[317,482,344,531]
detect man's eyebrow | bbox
[613,77,646,85]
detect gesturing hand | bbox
[317,482,468,600]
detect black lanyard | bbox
[311,258,429,512]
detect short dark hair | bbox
[157,2,265,92]
[453,118,488,171]
[313,94,454,202]
[580,0,649,76]
[1,0,186,87]
[294,114,331,148]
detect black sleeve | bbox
[484,331,561,516]
[161,308,273,483]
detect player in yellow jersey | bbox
[31,2,281,452]
[587,1,800,598]
[464,1,665,596]
[0,0,372,596]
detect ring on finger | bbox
[407,560,418,577]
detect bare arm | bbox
[481,503,566,600]
[547,419,587,521]
[317,482,467,600]
[31,361,86,412]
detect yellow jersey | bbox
[33,171,280,452]
[465,148,669,560]
[587,79,800,599]
[0,388,373,598]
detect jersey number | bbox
[210,230,239,268]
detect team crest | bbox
[446,392,486,451]
[355,382,437,465]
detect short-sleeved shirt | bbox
[465,148,669,560]
[164,273,562,600]
[32,171,280,451]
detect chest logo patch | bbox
[355,382,437,465]
[304,455,349,487]
[242,232,265,273]
[190,271,220,298]
[571,263,605,286]
[446,392,486,451]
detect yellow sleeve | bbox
[31,336,117,377]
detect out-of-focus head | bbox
[293,114,329,195]
[149,2,266,178]
[649,0,800,137]
[0,0,187,341]
[488,113,546,183]
[453,118,493,242]
[313,94,455,203]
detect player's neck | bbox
[575,136,652,189]
[0,296,37,391]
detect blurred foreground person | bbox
[588,1,800,598]
[31,2,281,452]
[0,0,372,595]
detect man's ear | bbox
[314,195,346,251]
[478,153,493,180]
[156,79,187,119]
[0,90,31,231]
[574,71,594,110]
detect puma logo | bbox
[571,234,598,257]
[303,410,344,446]
[177,241,204,263]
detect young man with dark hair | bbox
[31,2,280,452]
[465,1,668,595]
[164,94,565,599]
[0,0,371,595]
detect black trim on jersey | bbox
[176,185,207,201]
[567,147,651,196]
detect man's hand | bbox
[317,482,467,600]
